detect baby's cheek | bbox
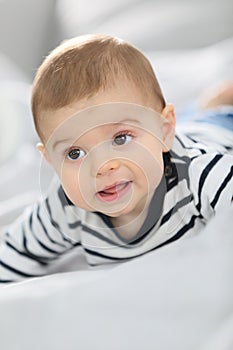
[131,144,163,173]
[61,167,94,210]
[138,155,164,191]
[60,167,79,199]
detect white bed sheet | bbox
[0,206,233,350]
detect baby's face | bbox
[39,83,175,223]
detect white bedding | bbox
[0,206,233,350]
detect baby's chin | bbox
[84,202,135,218]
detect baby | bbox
[0,34,232,283]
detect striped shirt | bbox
[0,125,233,283]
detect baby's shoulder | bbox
[175,124,233,156]
[172,131,233,194]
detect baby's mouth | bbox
[96,181,132,202]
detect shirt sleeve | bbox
[189,153,233,221]
[0,176,81,284]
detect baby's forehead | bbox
[44,103,163,148]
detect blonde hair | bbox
[31,34,166,138]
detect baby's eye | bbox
[66,148,86,161]
[113,133,133,146]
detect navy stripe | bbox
[45,198,76,244]
[68,221,82,229]
[211,165,233,209]
[175,135,207,154]
[186,135,198,143]
[160,194,194,226]
[0,260,43,278]
[58,185,74,207]
[36,206,67,248]
[166,162,190,191]
[197,154,223,212]
[5,241,60,265]
[82,224,129,248]
[166,176,178,191]
[151,214,200,251]
[84,247,132,261]
[0,279,15,283]
[25,221,62,255]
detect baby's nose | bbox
[96,159,121,177]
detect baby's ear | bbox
[161,104,176,152]
[36,142,52,164]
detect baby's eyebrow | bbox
[52,118,141,150]
[114,118,141,126]
[52,138,72,151]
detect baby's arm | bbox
[0,177,81,283]
[190,153,233,220]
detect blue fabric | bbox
[177,105,233,132]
